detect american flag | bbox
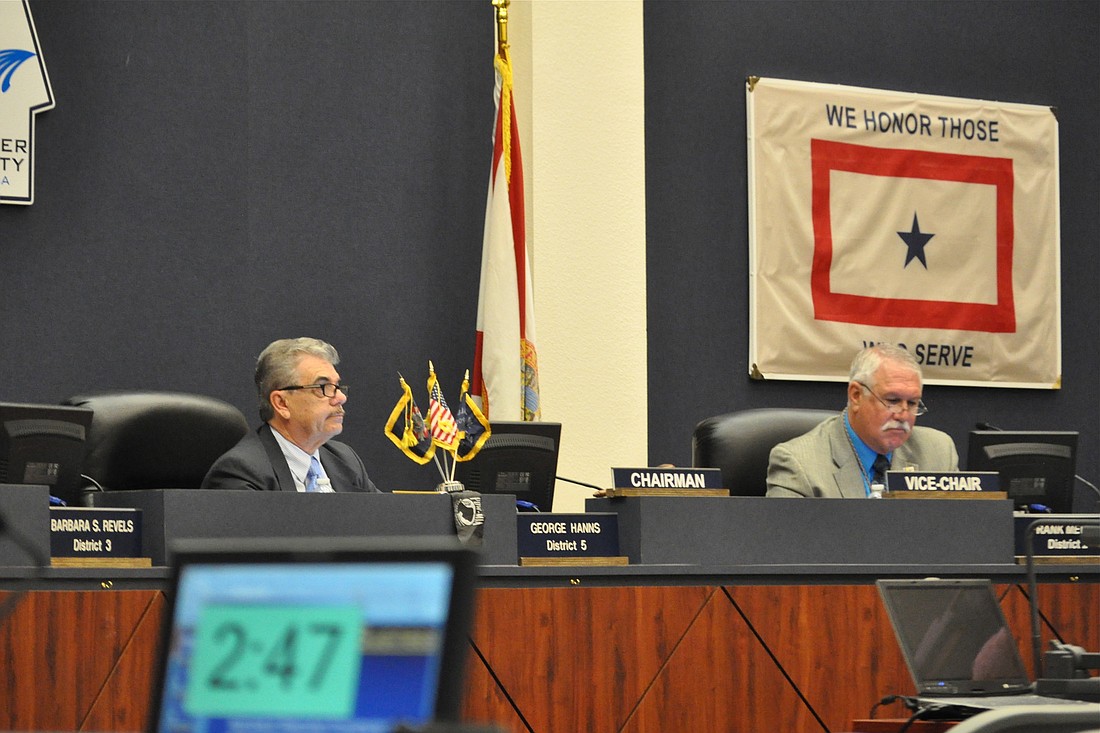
[429,377,459,448]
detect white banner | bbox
[747,77,1060,388]
[0,0,53,205]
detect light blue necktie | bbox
[305,455,321,492]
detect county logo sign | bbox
[0,0,53,205]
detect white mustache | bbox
[883,420,911,433]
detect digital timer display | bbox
[155,559,461,733]
[186,604,362,718]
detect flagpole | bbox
[492,0,510,59]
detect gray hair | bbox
[848,343,922,390]
[254,337,340,422]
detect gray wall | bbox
[644,0,1100,510]
[1,1,1096,508]
[0,1,491,491]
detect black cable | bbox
[898,702,950,732]
[897,708,925,733]
[868,694,901,719]
[869,694,930,733]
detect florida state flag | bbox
[747,77,1060,388]
[472,45,541,420]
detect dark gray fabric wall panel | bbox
[0,1,492,491]
[644,0,1099,510]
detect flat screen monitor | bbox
[0,402,94,505]
[966,430,1079,513]
[452,421,561,512]
[150,536,478,733]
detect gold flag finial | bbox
[492,0,510,58]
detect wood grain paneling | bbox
[462,581,1099,733]
[3,580,1096,732]
[0,590,163,731]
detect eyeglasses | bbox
[277,383,349,399]
[856,381,927,416]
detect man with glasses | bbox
[202,337,381,492]
[766,344,957,498]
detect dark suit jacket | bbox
[765,414,958,498]
[201,424,381,493]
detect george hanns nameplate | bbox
[517,512,624,565]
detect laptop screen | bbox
[877,579,1030,695]
[151,537,477,733]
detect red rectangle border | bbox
[810,139,1016,333]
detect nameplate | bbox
[885,471,1000,494]
[516,513,622,562]
[1014,514,1100,560]
[49,507,143,559]
[612,467,723,491]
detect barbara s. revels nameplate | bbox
[49,506,142,558]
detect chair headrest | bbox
[692,408,836,496]
[63,391,249,491]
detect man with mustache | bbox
[202,337,381,493]
[766,344,957,498]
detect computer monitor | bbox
[150,536,478,733]
[452,421,561,512]
[966,430,1079,513]
[0,402,94,505]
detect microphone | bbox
[1076,475,1100,502]
[555,475,610,493]
[77,473,107,506]
[975,421,1002,431]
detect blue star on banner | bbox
[897,212,935,269]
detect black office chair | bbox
[691,408,836,496]
[62,391,249,504]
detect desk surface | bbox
[2,559,1097,591]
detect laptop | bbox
[876,578,1097,715]
[149,536,478,733]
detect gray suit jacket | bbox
[765,414,958,498]
[201,424,381,493]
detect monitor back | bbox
[452,421,561,512]
[966,430,1079,512]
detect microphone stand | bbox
[555,475,610,493]
[1025,515,1100,700]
